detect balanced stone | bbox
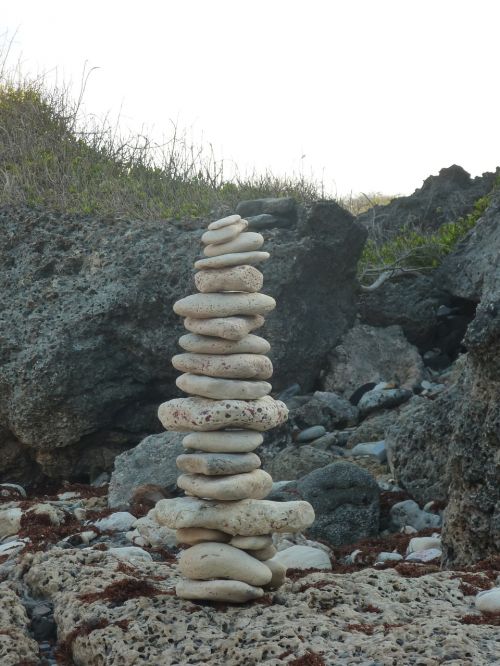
[201,220,247,245]
[176,452,261,476]
[184,315,265,340]
[179,542,272,586]
[194,251,270,270]
[176,579,264,603]
[154,496,315,535]
[177,469,273,501]
[179,333,270,355]
[203,232,264,257]
[176,374,272,400]
[207,214,241,230]
[263,558,287,589]
[176,527,230,545]
[251,544,278,561]
[173,292,276,318]
[158,396,288,432]
[230,535,272,550]
[183,431,263,453]
[195,265,263,294]
[172,353,273,380]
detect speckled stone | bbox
[184,315,265,340]
[176,374,272,400]
[179,333,270,355]
[173,292,276,319]
[172,353,273,380]
[195,265,263,293]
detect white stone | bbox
[251,544,278,561]
[173,353,273,380]
[376,551,403,563]
[201,220,247,245]
[173,292,276,319]
[179,542,272,586]
[176,452,261,476]
[405,548,442,563]
[184,315,264,340]
[179,333,270,355]
[195,265,263,293]
[271,545,332,570]
[476,588,500,613]
[93,511,137,532]
[177,469,273,501]
[108,547,153,562]
[158,396,288,432]
[176,374,272,400]
[406,536,442,554]
[78,530,98,545]
[263,558,287,589]
[207,214,242,230]
[230,535,272,550]
[176,527,231,545]
[183,431,263,453]
[203,232,264,257]
[195,251,270,270]
[0,483,27,498]
[0,540,26,555]
[133,513,177,548]
[176,579,264,603]
[154,496,315,536]
[0,507,22,539]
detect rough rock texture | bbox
[108,432,183,509]
[0,201,365,482]
[264,445,340,482]
[0,582,40,665]
[289,391,358,430]
[269,462,380,545]
[323,324,425,397]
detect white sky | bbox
[2,0,500,196]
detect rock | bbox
[179,542,272,586]
[158,396,288,432]
[154,497,315,535]
[296,425,327,442]
[176,579,264,602]
[376,551,403,563]
[0,583,40,664]
[108,432,183,509]
[201,220,247,244]
[264,445,340,482]
[173,292,275,318]
[108,546,153,562]
[346,407,409,447]
[475,588,500,614]
[390,500,442,532]
[230,535,272,550]
[0,507,22,538]
[236,197,298,221]
[177,469,273,501]
[130,513,178,547]
[269,462,380,546]
[407,536,442,554]
[179,333,270,355]
[93,511,137,532]
[0,483,26,499]
[184,314,265,340]
[277,383,302,402]
[195,265,263,293]
[176,527,231,545]
[203,232,264,257]
[323,324,425,397]
[172,353,273,380]
[195,251,270,270]
[247,214,292,230]
[358,388,413,416]
[262,558,286,589]
[207,214,242,230]
[349,440,387,463]
[271,545,332,570]
[176,452,261,476]
[251,544,277,561]
[0,540,26,555]
[292,392,358,431]
[405,548,442,563]
[176,373,272,400]
[183,431,263,453]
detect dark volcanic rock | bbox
[0,201,365,482]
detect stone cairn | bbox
[153,214,315,603]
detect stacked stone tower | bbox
[154,214,315,602]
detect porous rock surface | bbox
[0,582,40,665]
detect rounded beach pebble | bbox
[173,292,276,319]
[195,265,263,293]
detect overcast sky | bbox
[2,0,500,196]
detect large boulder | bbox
[0,201,366,483]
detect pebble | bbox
[230,535,272,550]
[176,527,231,545]
[405,548,442,563]
[158,396,288,432]
[176,373,272,400]
[475,588,500,613]
[207,214,242,230]
[390,500,442,531]
[172,352,273,380]
[154,497,315,536]
[263,558,287,589]
[0,507,22,538]
[201,220,247,245]
[176,579,264,603]
[179,333,270,355]
[195,265,263,293]
[183,430,263,453]
[358,388,413,416]
[376,551,403,563]
[108,546,153,562]
[177,469,273,501]
[194,251,270,270]
[296,425,327,442]
[93,511,137,532]
[203,232,264,257]
[251,544,278,561]
[0,540,26,555]
[271,545,332,570]
[176,452,261,476]
[349,440,387,463]
[133,514,178,548]
[406,536,441,554]
[173,292,276,319]
[184,314,264,340]
[179,542,272,586]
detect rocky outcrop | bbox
[0,201,366,483]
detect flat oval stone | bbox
[183,431,263,453]
[154,497,316,535]
[184,315,265,340]
[207,214,241,230]
[195,265,263,293]
[176,527,231,545]
[230,535,272,550]
[176,579,264,603]
[251,544,278,561]
[176,374,272,400]
[263,558,287,589]
[201,220,247,245]
[195,251,269,270]
[173,293,276,319]
[177,469,273,501]
[179,542,272,586]
[172,354,273,380]
[177,452,261,476]
[179,333,270,355]
[203,232,264,257]
[158,396,288,432]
